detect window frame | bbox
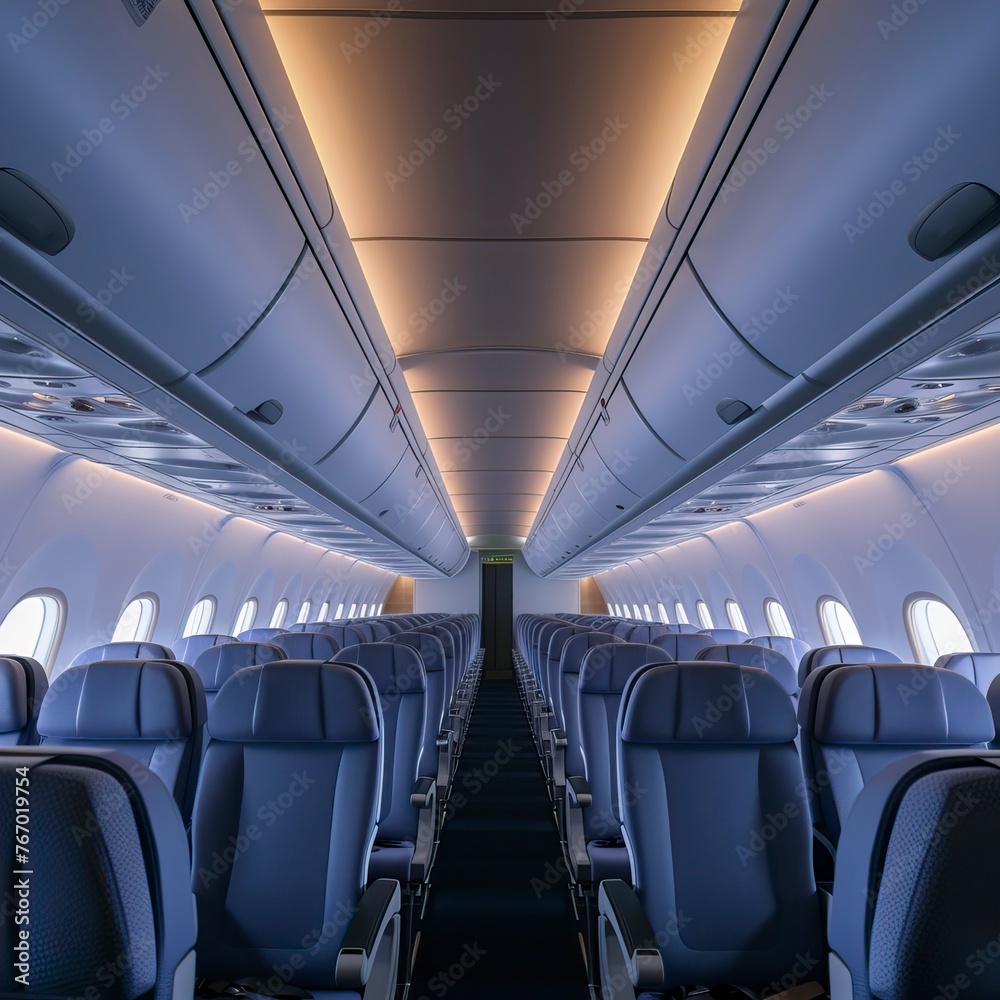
[183,596,217,638]
[724,599,748,633]
[817,596,862,646]
[233,597,258,636]
[112,593,159,643]
[0,589,66,671]
[335,603,345,620]
[318,601,330,621]
[696,600,714,630]
[905,593,974,664]
[674,601,689,625]
[642,604,654,622]
[296,600,312,625]
[764,598,794,638]
[269,598,289,630]
[656,602,670,624]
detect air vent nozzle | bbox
[716,397,754,425]
[908,182,1000,261]
[247,399,283,425]
[0,169,75,255]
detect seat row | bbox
[514,612,1000,998]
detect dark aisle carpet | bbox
[409,677,589,1000]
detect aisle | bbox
[409,677,589,1000]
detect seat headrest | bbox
[210,661,380,742]
[703,627,751,644]
[799,644,902,685]
[389,632,446,674]
[171,633,235,664]
[273,631,341,661]
[621,662,798,744]
[697,644,798,696]
[560,634,625,673]
[652,633,716,661]
[237,627,284,642]
[813,664,994,745]
[69,641,174,668]
[192,642,286,691]
[579,643,668,693]
[936,652,1000,694]
[747,635,811,669]
[334,642,425,694]
[0,657,29,732]
[38,661,194,739]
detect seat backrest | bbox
[388,630,448,737]
[799,662,994,846]
[626,624,675,644]
[936,651,1000,695]
[0,746,196,1000]
[37,659,207,822]
[652,632,716,661]
[413,624,458,706]
[656,622,704,634]
[609,621,634,640]
[798,643,901,686]
[273,631,342,661]
[367,621,393,641]
[349,622,376,642]
[577,642,667,841]
[696,643,798,698]
[619,662,822,992]
[701,626,751,644]
[829,750,1000,1000]
[237,626,284,642]
[192,642,287,709]
[558,634,626,778]
[0,656,32,745]
[746,634,811,669]
[171,633,235,666]
[191,661,383,986]
[334,643,428,840]
[316,623,368,648]
[69,641,174,668]
[544,625,590,726]
[283,620,329,633]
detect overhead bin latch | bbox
[716,397,754,425]
[599,398,610,426]
[389,403,402,432]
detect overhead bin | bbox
[569,441,641,523]
[589,387,686,497]
[359,446,421,530]
[689,0,1000,378]
[199,250,375,464]
[0,0,302,374]
[314,387,406,501]
[623,260,790,459]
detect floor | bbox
[408,676,590,1000]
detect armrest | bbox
[549,727,568,749]
[597,880,664,991]
[411,775,435,808]
[335,879,401,988]
[436,729,454,749]
[566,775,592,808]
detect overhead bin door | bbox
[571,440,641,522]
[689,0,1000,378]
[623,260,789,459]
[1,0,303,372]
[200,250,375,464]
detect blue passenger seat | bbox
[936,651,1000,694]
[69,641,174,668]
[696,643,799,702]
[797,643,901,686]
[273,630,342,661]
[191,642,287,712]
[171,633,235,665]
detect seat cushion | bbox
[368,841,414,883]
[587,840,631,883]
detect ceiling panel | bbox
[452,492,546,513]
[401,348,597,393]
[413,389,585,440]
[442,469,554,496]
[428,436,566,473]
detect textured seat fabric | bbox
[0,747,195,1000]
[0,656,31,745]
[937,651,1000,694]
[334,643,429,882]
[616,662,823,993]
[413,625,459,707]
[192,642,287,710]
[576,644,666,856]
[274,631,342,661]
[626,624,674,644]
[237,626,285,642]
[829,751,1000,1000]
[1,655,48,743]
[696,644,798,697]
[651,632,716,661]
[701,627,750,644]
[797,643,901,687]
[367,622,393,641]
[388,631,448,740]
[799,663,994,846]
[171,633,235,666]
[544,625,590,728]
[747,634,811,671]
[69,641,174,668]
[192,662,384,989]
[37,659,206,821]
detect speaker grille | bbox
[120,0,162,26]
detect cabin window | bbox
[725,599,748,633]
[375,604,384,615]
[296,600,311,624]
[335,603,345,620]
[612,604,621,617]
[607,603,615,615]
[656,602,669,624]
[183,597,216,637]
[233,598,257,636]
[360,603,369,617]
[348,603,358,618]
[674,601,689,625]
[818,597,862,645]
[113,594,158,643]
[764,598,794,638]
[631,604,641,620]
[318,601,330,621]
[906,596,974,664]
[269,598,289,629]
[696,601,714,630]
[0,591,64,670]
[642,604,653,622]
